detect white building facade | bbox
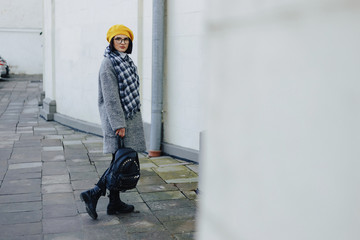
[37,0,360,239]
[41,0,205,161]
[0,0,43,74]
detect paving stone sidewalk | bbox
[0,75,199,240]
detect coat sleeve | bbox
[99,58,127,131]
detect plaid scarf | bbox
[104,46,141,119]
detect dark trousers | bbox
[96,153,115,195]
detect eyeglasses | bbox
[114,37,130,44]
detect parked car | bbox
[0,55,10,78]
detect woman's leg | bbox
[80,154,114,219]
[107,190,134,215]
[107,154,134,214]
[80,185,103,220]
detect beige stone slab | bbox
[182,190,198,200]
[45,135,64,140]
[34,127,56,131]
[0,142,15,148]
[42,175,70,185]
[140,168,158,177]
[116,215,165,233]
[88,149,103,154]
[166,178,198,184]
[153,165,198,184]
[42,183,73,194]
[0,134,20,141]
[159,162,189,167]
[139,158,153,164]
[22,108,38,114]
[17,127,33,131]
[63,140,83,145]
[140,162,158,169]
[138,152,148,158]
[120,191,144,203]
[67,159,89,164]
[151,158,182,166]
[16,130,33,134]
[82,138,103,144]
[43,146,64,151]
[186,164,199,174]
[91,156,112,161]
[175,182,198,191]
[138,175,166,186]
[80,213,120,228]
[163,219,196,234]
[141,191,185,202]
[8,162,42,170]
[153,165,189,173]
[136,184,178,193]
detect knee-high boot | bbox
[107,190,134,215]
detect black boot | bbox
[80,186,103,219]
[107,190,134,215]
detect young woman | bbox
[80,24,146,220]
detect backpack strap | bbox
[117,136,125,149]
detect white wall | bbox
[163,0,205,150]
[139,0,153,124]
[0,0,43,74]
[198,0,360,239]
[42,0,54,99]
[43,0,205,153]
[43,0,141,125]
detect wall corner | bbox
[40,97,56,121]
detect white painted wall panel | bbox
[163,0,205,150]
[0,31,43,74]
[42,0,53,98]
[139,0,153,124]
[0,0,43,74]
[0,0,42,28]
[50,0,140,125]
[42,0,205,153]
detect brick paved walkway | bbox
[0,75,198,240]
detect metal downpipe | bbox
[148,0,165,157]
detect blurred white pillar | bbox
[198,1,360,240]
[41,0,57,120]
[43,0,56,100]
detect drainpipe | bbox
[148,0,165,157]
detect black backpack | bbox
[105,137,140,191]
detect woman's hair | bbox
[109,37,133,54]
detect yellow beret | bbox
[106,24,134,43]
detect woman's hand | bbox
[115,128,125,138]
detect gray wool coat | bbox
[98,56,146,154]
